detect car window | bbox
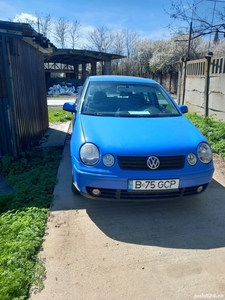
[75,79,88,107]
[81,81,180,117]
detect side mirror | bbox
[63,102,76,112]
[178,105,188,114]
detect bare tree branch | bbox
[53,17,70,48]
[35,12,52,38]
[68,20,81,49]
[165,0,225,43]
[87,24,113,52]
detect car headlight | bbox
[103,154,115,167]
[198,143,212,164]
[187,153,197,165]
[80,143,99,166]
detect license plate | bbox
[128,179,179,191]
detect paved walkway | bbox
[47,96,76,106]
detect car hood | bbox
[79,114,206,156]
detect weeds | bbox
[186,113,225,158]
[0,148,62,300]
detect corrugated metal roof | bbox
[44,48,125,65]
[0,20,56,54]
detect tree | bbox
[120,29,139,75]
[35,12,52,39]
[111,30,125,55]
[87,24,113,52]
[86,24,114,74]
[173,31,209,59]
[53,17,70,48]
[123,28,139,58]
[210,39,225,54]
[132,39,154,77]
[148,34,208,78]
[110,30,126,74]
[165,0,225,54]
[68,20,81,49]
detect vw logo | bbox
[147,156,160,170]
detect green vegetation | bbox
[0,106,68,300]
[48,106,72,122]
[186,113,225,158]
[0,148,62,299]
[0,109,224,299]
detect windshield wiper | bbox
[94,112,116,116]
[83,112,180,117]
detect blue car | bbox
[63,75,214,200]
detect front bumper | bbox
[72,159,214,200]
[82,184,209,200]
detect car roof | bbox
[88,75,159,85]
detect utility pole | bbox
[182,20,192,104]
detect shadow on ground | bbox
[49,138,225,251]
[52,176,225,250]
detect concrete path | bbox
[47,96,76,106]
[39,122,71,149]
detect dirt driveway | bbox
[31,141,225,300]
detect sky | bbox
[0,0,225,46]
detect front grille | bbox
[86,184,208,200]
[117,156,185,170]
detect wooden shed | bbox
[0,20,55,157]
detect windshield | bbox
[81,81,180,117]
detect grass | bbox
[0,148,62,300]
[186,112,225,158]
[48,106,72,122]
[0,107,68,300]
[0,108,224,299]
